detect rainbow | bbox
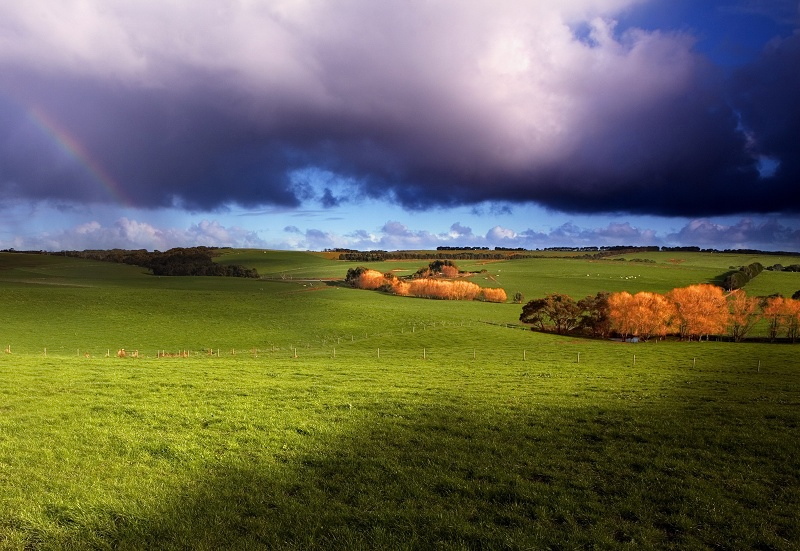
[27,105,135,207]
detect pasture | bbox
[1,250,799,549]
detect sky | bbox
[1,0,799,252]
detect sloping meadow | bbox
[0,250,798,548]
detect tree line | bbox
[339,251,523,261]
[520,285,800,343]
[334,246,800,262]
[54,247,259,278]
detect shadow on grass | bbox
[49,397,800,551]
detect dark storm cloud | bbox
[320,188,346,208]
[722,0,800,25]
[1,69,305,209]
[0,1,797,217]
[733,33,800,197]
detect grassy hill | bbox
[3,248,798,355]
[0,250,798,549]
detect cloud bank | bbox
[278,218,800,252]
[0,0,798,217]
[6,215,798,253]
[8,218,266,252]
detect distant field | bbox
[3,250,798,355]
[1,250,799,549]
[218,249,800,323]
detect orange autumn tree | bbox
[408,278,487,300]
[763,296,800,342]
[633,291,675,340]
[608,291,637,340]
[449,280,481,300]
[763,296,783,340]
[480,287,507,303]
[786,299,800,342]
[440,264,460,278]
[408,278,442,298]
[356,269,389,290]
[608,291,674,340]
[345,267,387,289]
[667,284,728,340]
[385,275,411,296]
[727,290,761,342]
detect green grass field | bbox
[1,250,799,549]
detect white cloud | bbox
[448,223,474,239]
[9,218,267,251]
[486,226,518,241]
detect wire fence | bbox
[0,318,779,372]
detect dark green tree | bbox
[344,266,369,287]
[577,292,612,338]
[520,294,582,335]
[519,298,548,331]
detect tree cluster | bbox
[521,286,800,343]
[145,250,259,277]
[344,264,507,302]
[519,292,611,337]
[762,295,800,342]
[722,262,764,290]
[608,286,800,342]
[412,259,460,278]
[766,263,800,272]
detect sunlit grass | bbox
[0,341,798,549]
